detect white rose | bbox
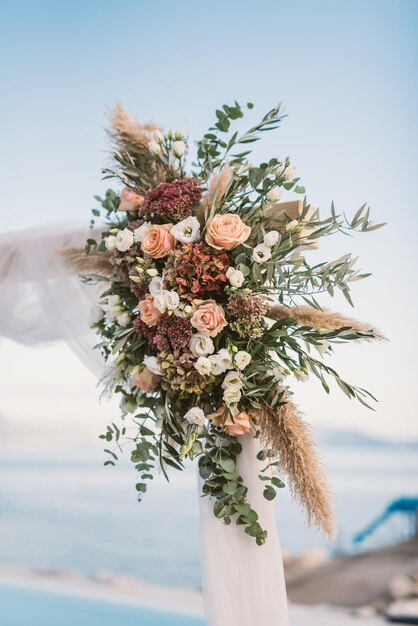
[105,235,117,251]
[134,222,150,243]
[266,186,283,202]
[143,355,163,375]
[172,140,186,158]
[235,351,251,370]
[170,216,201,244]
[149,276,164,296]
[153,293,168,313]
[89,305,104,326]
[163,290,180,311]
[117,312,131,327]
[107,295,120,307]
[316,340,330,355]
[222,370,243,389]
[228,269,245,288]
[282,163,296,181]
[115,228,134,252]
[226,267,235,279]
[217,348,233,370]
[253,243,272,263]
[286,220,299,232]
[223,387,242,405]
[184,407,206,426]
[195,356,212,376]
[148,140,162,155]
[209,350,232,376]
[263,230,280,247]
[189,333,215,357]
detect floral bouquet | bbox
[66,102,384,546]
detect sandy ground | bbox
[287,540,418,609]
[0,564,384,625]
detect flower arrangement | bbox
[70,102,384,546]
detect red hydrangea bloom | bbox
[142,178,202,222]
[165,242,230,301]
[134,315,192,353]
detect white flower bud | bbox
[222,370,243,390]
[253,243,272,263]
[171,216,201,244]
[148,139,162,155]
[134,222,150,243]
[189,333,215,357]
[286,220,299,232]
[105,235,117,251]
[195,356,212,376]
[117,312,131,327]
[172,140,186,158]
[143,355,163,375]
[149,276,164,296]
[266,186,283,202]
[228,269,245,288]
[223,387,242,405]
[263,230,280,247]
[234,351,251,370]
[184,407,206,426]
[115,228,134,252]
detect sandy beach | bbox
[0,564,384,625]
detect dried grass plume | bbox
[108,104,161,150]
[61,247,115,278]
[259,394,336,538]
[268,304,385,341]
[198,163,233,223]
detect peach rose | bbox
[190,300,227,337]
[119,187,145,212]
[205,213,251,250]
[225,411,253,436]
[208,406,253,436]
[132,366,161,392]
[141,224,176,258]
[138,295,163,326]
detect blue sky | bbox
[0,0,417,439]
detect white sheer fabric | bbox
[0,224,104,376]
[0,224,289,625]
[200,434,289,626]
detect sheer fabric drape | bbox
[0,224,103,375]
[0,224,289,625]
[200,433,289,626]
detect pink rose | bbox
[205,213,251,250]
[138,295,163,326]
[141,224,176,258]
[224,410,253,436]
[190,299,227,337]
[132,366,161,392]
[119,187,145,213]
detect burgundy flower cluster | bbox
[134,315,193,353]
[142,178,202,222]
[165,242,230,301]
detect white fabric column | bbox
[199,433,289,626]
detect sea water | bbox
[0,583,204,626]
[0,437,417,589]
